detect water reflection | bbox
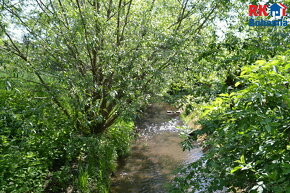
[110,103,202,193]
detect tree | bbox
[0,0,221,134]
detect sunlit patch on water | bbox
[138,118,184,139]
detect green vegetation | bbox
[0,85,134,192]
[0,0,290,192]
[171,52,290,192]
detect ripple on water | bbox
[110,103,203,193]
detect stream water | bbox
[110,103,203,193]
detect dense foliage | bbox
[0,0,223,135]
[0,0,226,192]
[0,80,134,192]
[173,51,290,192]
[1,0,290,192]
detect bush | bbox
[174,51,290,192]
[0,85,134,192]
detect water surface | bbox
[111,103,202,193]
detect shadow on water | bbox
[110,103,203,193]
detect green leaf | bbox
[230,166,243,174]
[234,82,241,87]
[240,154,245,164]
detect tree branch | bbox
[116,0,122,46]
[76,0,93,63]
[1,31,71,118]
[120,0,133,42]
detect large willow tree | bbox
[0,0,221,134]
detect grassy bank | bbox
[0,88,134,192]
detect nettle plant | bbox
[175,51,290,192]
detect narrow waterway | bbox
[110,103,203,193]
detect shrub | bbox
[0,85,134,192]
[175,51,290,192]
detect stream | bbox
[110,103,203,193]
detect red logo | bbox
[249,3,287,17]
[249,5,268,16]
